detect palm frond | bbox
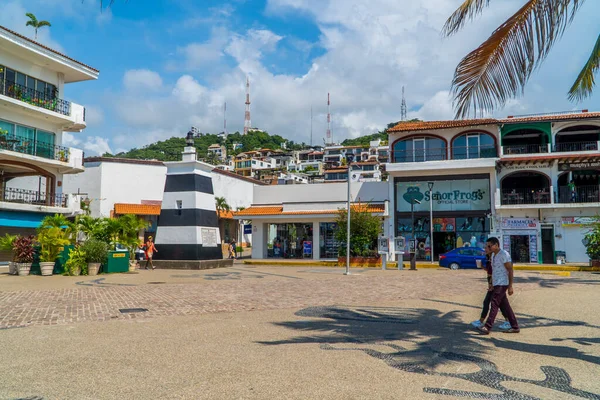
[451,0,585,119]
[37,21,51,28]
[25,12,38,24]
[25,21,35,27]
[442,0,492,37]
[569,33,600,102]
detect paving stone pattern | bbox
[0,270,582,330]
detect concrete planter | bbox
[337,256,381,268]
[129,261,137,272]
[8,261,17,275]
[39,261,55,276]
[17,262,32,276]
[88,263,101,276]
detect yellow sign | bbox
[112,253,126,258]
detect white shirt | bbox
[491,249,512,286]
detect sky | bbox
[1,0,599,155]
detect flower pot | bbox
[39,261,55,276]
[8,261,17,275]
[17,262,32,276]
[129,261,137,272]
[88,262,101,276]
[72,266,81,276]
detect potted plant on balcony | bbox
[81,238,108,276]
[12,235,35,276]
[58,150,68,162]
[64,246,87,276]
[0,233,17,275]
[36,225,71,276]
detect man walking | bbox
[477,237,520,335]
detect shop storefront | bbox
[500,218,539,263]
[395,175,492,260]
[266,223,314,259]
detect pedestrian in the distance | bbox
[471,243,511,331]
[230,240,237,259]
[477,237,520,334]
[144,236,158,270]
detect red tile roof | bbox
[501,111,600,124]
[235,203,385,217]
[114,203,161,216]
[388,119,498,132]
[0,25,99,73]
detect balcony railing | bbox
[502,144,548,155]
[392,148,447,163]
[0,80,71,116]
[553,141,598,153]
[0,134,70,162]
[1,187,67,207]
[501,188,551,205]
[557,185,600,203]
[452,145,497,160]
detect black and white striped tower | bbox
[154,130,222,261]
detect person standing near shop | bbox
[477,237,520,334]
[568,180,577,202]
[144,236,158,270]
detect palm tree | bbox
[443,1,595,118]
[25,13,51,40]
[215,197,231,243]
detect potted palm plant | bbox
[36,226,71,276]
[0,233,17,275]
[81,239,108,276]
[13,236,35,276]
[64,246,87,276]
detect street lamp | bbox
[410,198,421,270]
[428,181,434,264]
[345,154,354,275]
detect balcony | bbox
[557,185,600,203]
[501,188,551,205]
[0,133,71,162]
[452,145,497,160]
[1,80,71,116]
[502,144,548,155]
[553,141,599,153]
[392,148,447,163]
[1,187,67,208]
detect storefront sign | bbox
[561,217,596,226]
[500,218,538,230]
[503,163,551,170]
[244,224,252,234]
[432,218,456,232]
[558,161,600,171]
[396,179,490,212]
[303,241,312,256]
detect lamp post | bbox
[345,154,354,275]
[410,198,421,270]
[428,181,434,263]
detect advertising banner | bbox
[396,179,490,212]
[500,218,539,230]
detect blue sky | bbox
[2,0,600,155]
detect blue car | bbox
[439,247,487,270]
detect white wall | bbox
[62,162,103,215]
[212,172,254,210]
[0,50,61,87]
[253,182,389,205]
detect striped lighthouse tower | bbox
[153,130,222,261]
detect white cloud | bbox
[84,106,104,126]
[123,69,163,91]
[225,29,283,63]
[81,136,112,156]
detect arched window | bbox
[501,171,550,205]
[452,132,496,159]
[555,125,600,152]
[392,136,446,163]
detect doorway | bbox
[510,235,530,263]
[434,232,455,259]
[541,225,555,263]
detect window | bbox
[392,137,446,162]
[175,200,183,216]
[452,133,496,159]
[1,66,57,100]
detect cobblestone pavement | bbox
[0,266,597,330]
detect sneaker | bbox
[476,326,490,335]
[470,320,483,329]
[503,328,520,333]
[498,321,511,331]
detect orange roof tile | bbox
[0,25,99,73]
[235,203,385,217]
[218,210,235,219]
[114,203,161,216]
[501,111,600,124]
[388,119,498,132]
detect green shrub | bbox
[64,247,87,276]
[334,203,382,257]
[81,239,108,264]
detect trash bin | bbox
[555,251,566,265]
[104,251,129,273]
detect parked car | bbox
[439,247,487,270]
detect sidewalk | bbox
[243,258,599,272]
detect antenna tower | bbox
[326,93,331,144]
[310,106,313,147]
[401,86,407,121]
[244,77,251,135]
[223,102,227,137]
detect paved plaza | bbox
[0,264,599,399]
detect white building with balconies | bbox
[0,25,99,235]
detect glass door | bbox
[414,138,425,162]
[467,135,480,159]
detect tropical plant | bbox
[36,226,71,263]
[64,246,87,276]
[443,1,593,118]
[12,235,35,263]
[81,239,108,264]
[333,203,382,257]
[584,216,600,260]
[25,13,51,40]
[117,214,148,260]
[40,214,76,244]
[215,197,231,217]
[0,233,17,257]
